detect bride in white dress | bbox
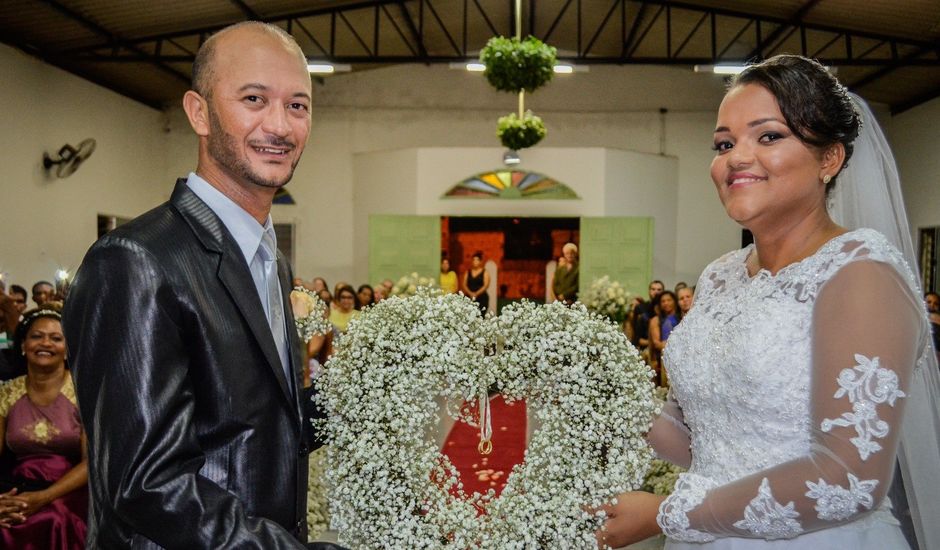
[600,55,940,549]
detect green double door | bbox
[368,215,652,297]
[579,217,653,297]
[368,215,441,285]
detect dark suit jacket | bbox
[64,180,320,548]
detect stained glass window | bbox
[444,170,578,199]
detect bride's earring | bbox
[822,174,832,184]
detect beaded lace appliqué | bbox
[732,478,803,539]
[657,474,717,543]
[805,474,878,522]
[820,354,905,460]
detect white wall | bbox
[161,63,734,287]
[0,44,168,291]
[603,150,679,281]
[5,47,938,293]
[350,147,679,284]
[886,97,940,242]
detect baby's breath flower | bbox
[318,292,657,549]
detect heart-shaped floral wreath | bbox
[317,289,658,549]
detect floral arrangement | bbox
[582,276,633,325]
[496,111,547,150]
[317,290,658,548]
[307,447,330,539]
[642,459,685,496]
[480,36,557,93]
[480,35,556,153]
[290,287,331,342]
[389,272,436,297]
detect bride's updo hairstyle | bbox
[731,55,860,195]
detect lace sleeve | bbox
[647,390,692,468]
[658,259,925,541]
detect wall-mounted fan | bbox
[43,138,96,178]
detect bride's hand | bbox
[595,491,664,549]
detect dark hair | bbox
[472,251,484,260]
[732,55,860,195]
[356,284,374,309]
[32,280,53,293]
[927,291,940,300]
[13,304,64,367]
[652,290,681,321]
[335,285,357,307]
[10,284,27,299]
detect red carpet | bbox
[441,395,527,498]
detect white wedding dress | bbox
[649,228,930,549]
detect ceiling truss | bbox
[14,0,940,112]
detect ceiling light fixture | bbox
[503,150,521,165]
[307,62,351,74]
[450,62,587,73]
[694,64,748,75]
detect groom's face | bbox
[204,29,312,191]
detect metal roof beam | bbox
[892,84,940,115]
[37,0,190,84]
[747,0,822,60]
[228,0,261,20]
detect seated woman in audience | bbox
[329,285,360,334]
[0,305,87,548]
[317,289,332,309]
[356,284,375,310]
[649,290,681,385]
[439,258,458,295]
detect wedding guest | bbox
[552,242,579,304]
[8,286,27,317]
[601,55,939,549]
[927,292,939,360]
[0,294,17,337]
[329,285,360,333]
[381,279,394,295]
[649,290,681,385]
[373,286,387,303]
[461,251,490,316]
[439,258,458,294]
[311,277,327,292]
[629,280,664,350]
[0,306,88,547]
[318,289,332,308]
[674,281,688,293]
[677,286,694,317]
[30,282,53,308]
[356,284,374,310]
[332,282,351,308]
[649,291,680,353]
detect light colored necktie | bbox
[257,228,293,395]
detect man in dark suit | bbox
[64,22,326,548]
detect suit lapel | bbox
[171,180,296,409]
[277,253,305,417]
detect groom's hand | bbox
[595,491,664,549]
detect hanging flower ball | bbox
[497,111,547,150]
[480,36,557,93]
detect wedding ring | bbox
[478,439,493,455]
